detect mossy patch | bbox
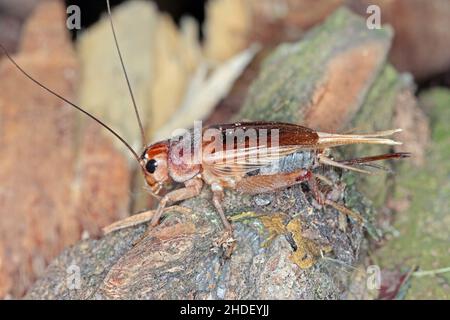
[374,88,450,299]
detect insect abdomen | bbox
[249,150,315,176]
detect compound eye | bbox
[145,159,158,174]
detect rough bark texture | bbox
[26,8,410,300]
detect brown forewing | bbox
[201,122,319,177]
[204,121,319,148]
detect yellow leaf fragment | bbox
[286,219,322,269]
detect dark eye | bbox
[145,159,158,174]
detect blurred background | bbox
[0,0,449,299]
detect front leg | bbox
[150,177,203,227]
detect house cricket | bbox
[138,121,408,235]
[0,0,410,253]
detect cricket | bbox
[10,0,450,302]
[0,0,409,252]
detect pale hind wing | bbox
[316,129,403,148]
[202,145,304,178]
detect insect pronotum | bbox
[0,0,409,252]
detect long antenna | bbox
[106,0,147,147]
[0,43,141,163]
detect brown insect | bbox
[139,122,408,235]
[1,1,409,247]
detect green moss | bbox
[375,88,450,299]
[238,7,392,124]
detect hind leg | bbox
[236,169,363,224]
[235,169,311,194]
[308,173,364,224]
[211,171,311,257]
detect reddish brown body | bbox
[139,121,408,234]
[142,122,317,191]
